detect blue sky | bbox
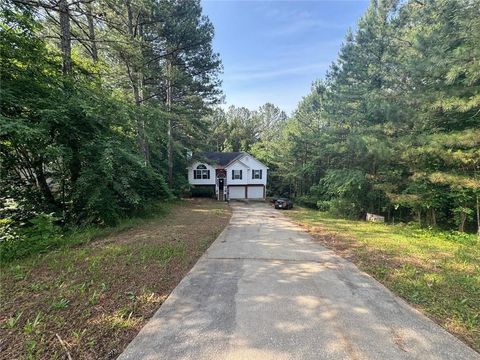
[201,0,369,114]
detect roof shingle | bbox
[194,152,244,166]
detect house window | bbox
[194,164,210,179]
[232,169,242,180]
[252,169,262,179]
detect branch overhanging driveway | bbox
[119,202,479,360]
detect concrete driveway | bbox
[119,202,479,360]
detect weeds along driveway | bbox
[119,202,479,360]
[285,207,480,351]
[0,199,231,359]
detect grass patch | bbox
[0,201,176,263]
[286,208,480,352]
[0,198,231,359]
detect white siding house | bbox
[187,161,216,186]
[187,152,268,201]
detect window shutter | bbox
[252,170,254,179]
[260,170,262,179]
[207,170,210,179]
[240,170,242,179]
[232,170,234,179]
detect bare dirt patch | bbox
[0,199,231,359]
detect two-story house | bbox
[187,152,268,201]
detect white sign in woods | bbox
[366,213,385,223]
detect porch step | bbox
[218,190,225,201]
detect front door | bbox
[216,169,226,201]
[218,178,225,201]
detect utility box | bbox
[366,213,385,223]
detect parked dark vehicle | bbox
[274,198,293,210]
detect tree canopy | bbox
[290,0,478,232]
[0,0,222,229]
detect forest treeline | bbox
[1,0,221,240]
[208,0,480,234]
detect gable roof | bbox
[233,154,269,169]
[194,152,244,167]
[190,151,269,169]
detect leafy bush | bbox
[316,169,371,218]
[440,229,477,246]
[0,12,172,229]
[72,142,171,226]
[295,196,318,209]
[327,198,364,219]
[190,185,215,198]
[316,200,331,212]
[0,218,19,243]
[0,213,61,262]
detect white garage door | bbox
[247,186,264,199]
[229,186,246,199]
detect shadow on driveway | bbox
[119,203,479,360]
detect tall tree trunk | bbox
[166,57,173,187]
[137,20,149,163]
[59,0,72,75]
[33,159,57,207]
[475,169,480,237]
[125,0,149,164]
[131,77,148,163]
[85,2,98,62]
[476,194,480,236]
[459,210,466,232]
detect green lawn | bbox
[0,199,231,359]
[286,208,480,352]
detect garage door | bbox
[247,186,264,199]
[229,186,246,199]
